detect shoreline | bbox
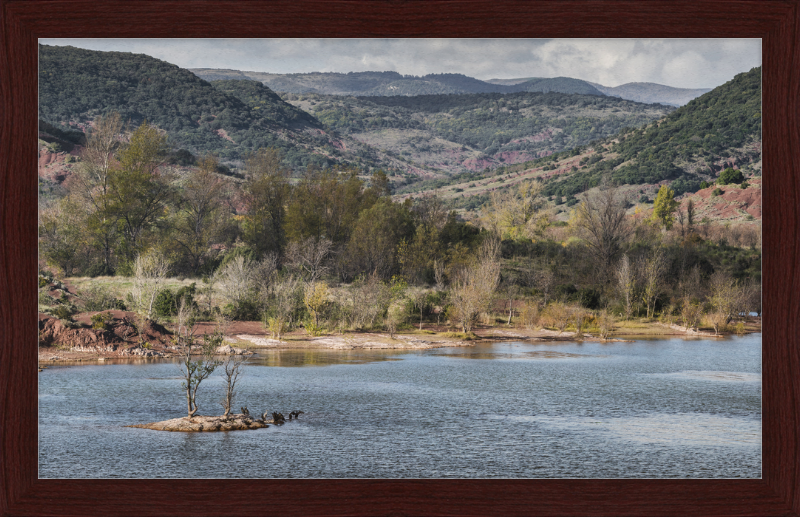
[38,312,762,363]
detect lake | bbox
[38,334,761,478]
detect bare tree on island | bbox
[174,298,220,418]
[220,353,247,420]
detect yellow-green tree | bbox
[303,281,329,329]
[650,185,678,230]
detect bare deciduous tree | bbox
[411,194,448,230]
[639,247,667,319]
[266,274,301,339]
[543,301,570,334]
[433,259,446,291]
[680,296,703,331]
[220,353,248,420]
[285,237,333,284]
[574,183,631,283]
[570,305,589,338]
[448,238,501,333]
[173,154,228,274]
[213,255,256,311]
[707,271,747,334]
[131,250,170,323]
[72,112,124,271]
[615,254,636,320]
[175,299,220,418]
[481,180,548,240]
[410,288,429,330]
[596,310,615,340]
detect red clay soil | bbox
[680,177,762,223]
[38,147,82,183]
[38,311,175,361]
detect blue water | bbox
[39,334,761,478]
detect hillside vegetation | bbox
[283,91,672,180]
[39,45,392,171]
[192,69,707,106]
[542,67,761,198]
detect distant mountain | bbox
[191,68,710,106]
[588,82,712,106]
[492,78,710,106]
[519,77,605,96]
[191,69,611,98]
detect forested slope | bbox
[39,45,377,170]
[543,67,761,197]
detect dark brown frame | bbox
[2,1,798,515]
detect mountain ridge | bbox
[190,68,708,106]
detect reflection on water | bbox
[247,349,406,367]
[39,334,761,479]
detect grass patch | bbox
[437,331,478,340]
[65,276,198,300]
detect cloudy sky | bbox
[39,38,761,89]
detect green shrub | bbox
[740,181,749,189]
[82,284,121,311]
[304,320,323,337]
[717,167,744,185]
[38,291,54,306]
[153,289,177,317]
[222,298,261,321]
[711,188,723,197]
[52,304,76,321]
[699,181,709,189]
[39,276,49,288]
[90,311,114,330]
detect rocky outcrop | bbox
[214,344,252,355]
[39,317,118,351]
[38,312,174,355]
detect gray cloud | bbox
[39,38,761,89]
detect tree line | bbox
[40,112,760,340]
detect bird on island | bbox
[241,406,250,416]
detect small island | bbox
[128,413,270,432]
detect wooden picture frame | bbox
[2,1,797,515]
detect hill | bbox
[38,45,397,171]
[396,67,761,224]
[542,66,761,198]
[282,91,673,181]
[588,82,712,106]
[191,69,706,105]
